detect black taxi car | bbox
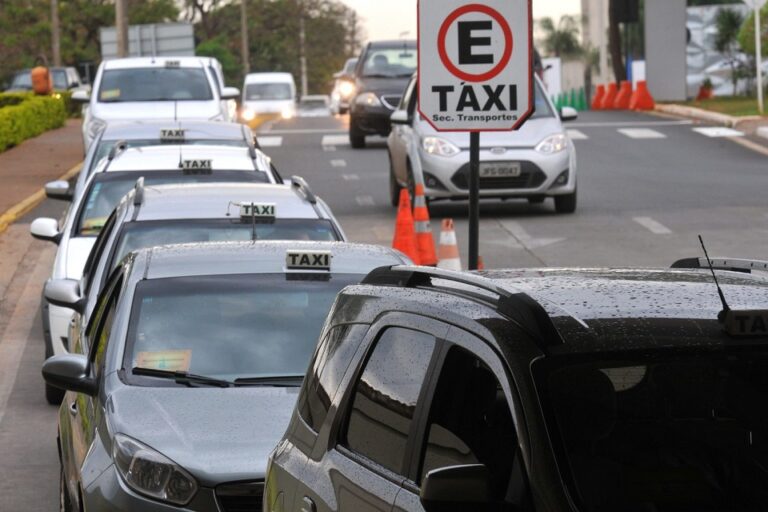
[265,259,768,512]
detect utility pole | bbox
[299,15,308,97]
[241,0,250,75]
[51,0,61,66]
[755,4,764,114]
[115,0,129,58]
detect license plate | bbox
[479,162,521,178]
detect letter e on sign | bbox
[418,0,533,132]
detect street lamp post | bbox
[51,0,61,66]
[744,0,766,114]
[241,0,250,75]
[115,0,129,58]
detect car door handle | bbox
[69,402,78,416]
[301,496,316,512]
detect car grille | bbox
[381,95,401,110]
[451,161,547,190]
[215,481,264,512]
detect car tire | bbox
[349,118,366,149]
[555,189,577,214]
[389,158,402,208]
[60,464,73,512]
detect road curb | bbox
[0,162,82,235]
[655,104,745,127]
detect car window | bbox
[342,327,437,474]
[419,346,518,503]
[88,273,124,380]
[531,79,554,119]
[98,68,213,102]
[361,47,417,78]
[399,78,416,111]
[51,70,68,90]
[298,324,368,432]
[245,83,293,101]
[81,211,117,294]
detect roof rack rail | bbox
[107,140,129,161]
[363,265,564,347]
[672,257,768,274]
[290,175,317,204]
[133,177,145,207]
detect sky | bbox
[340,0,582,41]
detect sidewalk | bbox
[0,119,83,220]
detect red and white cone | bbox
[437,219,462,271]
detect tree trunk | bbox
[608,0,626,83]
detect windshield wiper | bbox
[132,367,234,388]
[234,375,303,387]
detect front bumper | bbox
[349,105,395,136]
[419,145,576,200]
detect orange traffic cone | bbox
[630,80,656,111]
[600,82,618,110]
[413,184,437,266]
[437,219,462,271]
[392,189,420,264]
[591,84,605,110]
[614,80,632,110]
[477,256,485,271]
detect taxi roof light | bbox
[286,250,332,271]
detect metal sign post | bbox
[418,0,533,270]
[744,0,766,114]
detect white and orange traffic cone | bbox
[437,219,462,271]
[413,184,437,266]
[392,189,420,264]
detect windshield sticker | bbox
[100,89,121,101]
[135,350,192,372]
[80,216,107,236]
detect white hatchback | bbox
[72,57,240,151]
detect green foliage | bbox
[196,36,240,86]
[0,93,31,109]
[539,15,582,58]
[738,4,768,56]
[0,94,67,152]
[715,8,746,95]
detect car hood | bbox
[419,116,564,149]
[90,101,220,122]
[64,237,96,279]
[107,385,299,486]
[356,76,411,96]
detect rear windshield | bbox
[245,83,293,101]
[76,171,268,236]
[112,219,339,266]
[98,68,212,102]
[539,353,768,511]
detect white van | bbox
[241,72,297,122]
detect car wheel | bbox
[349,118,366,149]
[60,465,73,512]
[47,383,65,405]
[555,189,577,214]
[389,158,402,207]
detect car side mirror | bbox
[71,90,90,103]
[420,464,492,512]
[221,87,240,100]
[391,109,410,125]
[30,218,62,244]
[42,354,97,396]
[45,279,85,314]
[559,106,579,122]
[45,180,73,201]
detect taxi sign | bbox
[160,129,185,142]
[725,310,768,337]
[286,250,332,271]
[180,159,212,174]
[418,0,533,131]
[239,202,276,219]
[164,60,181,68]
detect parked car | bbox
[387,74,579,213]
[5,66,88,93]
[330,58,358,114]
[349,40,417,148]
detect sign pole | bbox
[756,5,764,114]
[468,132,480,270]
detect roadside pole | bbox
[757,5,764,114]
[241,0,250,75]
[51,0,61,67]
[115,0,129,58]
[468,132,480,269]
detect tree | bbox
[538,15,582,58]
[715,7,745,95]
[738,3,768,57]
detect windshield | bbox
[540,353,768,511]
[98,68,213,102]
[76,171,268,236]
[361,47,417,78]
[531,79,554,119]
[245,83,293,101]
[125,274,360,382]
[10,72,31,89]
[112,219,339,266]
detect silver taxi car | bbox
[42,242,411,512]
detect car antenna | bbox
[699,235,731,322]
[174,101,178,122]
[177,146,184,169]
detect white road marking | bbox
[356,195,375,206]
[633,217,673,235]
[693,127,745,138]
[322,145,337,152]
[258,136,283,147]
[342,174,359,181]
[331,159,347,168]
[567,129,589,140]
[259,128,347,135]
[497,221,564,249]
[322,135,349,147]
[570,120,692,128]
[618,128,667,139]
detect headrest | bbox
[550,368,617,443]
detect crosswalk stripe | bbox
[258,136,283,147]
[331,159,347,168]
[618,128,667,139]
[693,127,745,138]
[633,217,673,235]
[567,129,589,140]
[342,174,359,181]
[356,195,375,206]
[322,135,349,147]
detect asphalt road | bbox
[0,109,766,510]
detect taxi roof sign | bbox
[161,129,185,142]
[239,202,276,219]
[180,159,212,174]
[724,310,768,337]
[286,250,332,271]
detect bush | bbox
[0,94,67,152]
[0,92,31,109]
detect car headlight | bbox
[535,133,568,154]
[422,136,461,157]
[281,106,294,119]
[339,81,356,99]
[241,108,256,122]
[355,92,382,107]
[113,433,198,506]
[87,117,106,140]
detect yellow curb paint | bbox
[0,161,82,235]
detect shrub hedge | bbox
[0,94,67,153]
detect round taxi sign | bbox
[418,0,534,132]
